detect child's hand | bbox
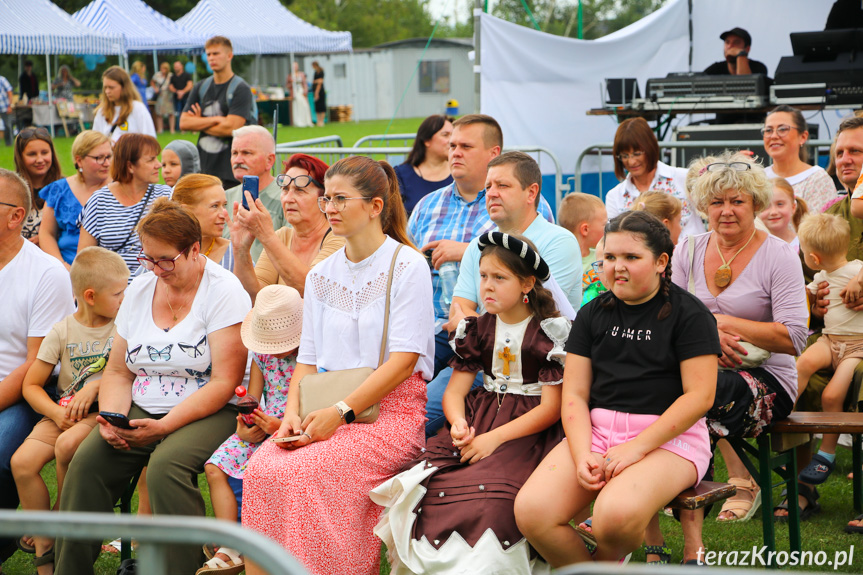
[235,415,267,444]
[458,431,502,464]
[65,384,99,422]
[50,406,75,432]
[450,418,475,448]
[842,275,863,304]
[251,409,281,436]
[603,442,647,479]
[576,453,607,491]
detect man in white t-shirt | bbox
[0,169,74,563]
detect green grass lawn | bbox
[0,117,424,177]
[2,442,861,573]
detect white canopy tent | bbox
[480,0,843,200]
[73,0,206,71]
[0,0,125,137]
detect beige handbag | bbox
[686,236,770,370]
[297,244,403,424]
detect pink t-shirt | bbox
[671,232,809,402]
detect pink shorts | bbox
[590,408,711,486]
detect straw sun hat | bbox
[240,285,303,355]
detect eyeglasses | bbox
[699,162,752,175]
[591,261,603,274]
[17,127,50,141]
[616,151,645,161]
[0,201,20,209]
[85,153,113,165]
[136,249,187,272]
[317,195,371,213]
[276,174,322,190]
[760,125,797,137]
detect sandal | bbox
[644,542,672,565]
[195,546,244,575]
[34,548,54,575]
[575,517,596,549]
[16,536,35,554]
[774,483,821,523]
[845,513,863,534]
[716,477,761,522]
[798,453,835,485]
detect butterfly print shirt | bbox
[116,259,251,414]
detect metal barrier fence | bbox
[276,137,570,212]
[574,139,834,201]
[557,563,824,575]
[353,133,416,148]
[0,510,308,575]
[275,135,344,168]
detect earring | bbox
[523,293,529,304]
[78,167,83,173]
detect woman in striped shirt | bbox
[77,134,172,275]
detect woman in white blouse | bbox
[604,118,705,240]
[92,66,156,143]
[763,105,837,213]
[55,199,250,575]
[241,156,434,575]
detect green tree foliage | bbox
[283,0,435,48]
[492,0,667,40]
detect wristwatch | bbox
[334,401,356,424]
[736,51,749,59]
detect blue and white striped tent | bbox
[178,0,352,56]
[0,0,124,55]
[73,0,206,52]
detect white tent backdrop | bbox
[481,0,844,185]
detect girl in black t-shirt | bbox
[515,211,720,567]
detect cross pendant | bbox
[498,346,516,377]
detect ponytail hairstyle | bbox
[325,156,417,250]
[598,210,675,320]
[770,177,808,231]
[477,232,560,321]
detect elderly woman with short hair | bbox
[231,153,344,300]
[605,117,705,239]
[671,151,808,561]
[55,198,250,574]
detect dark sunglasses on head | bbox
[18,127,50,141]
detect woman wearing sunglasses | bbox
[13,127,63,244]
[762,105,837,214]
[232,153,344,301]
[605,117,705,241]
[38,131,112,269]
[55,198,250,575]
[670,152,807,559]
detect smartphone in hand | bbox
[99,411,136,429]
[241,176,260,210]
[271,434,304,443]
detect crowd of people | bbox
[3,30,863,575]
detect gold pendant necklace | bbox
[164,265,203,326]
[714,229,757,288]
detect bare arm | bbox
[715,314,796,355]
[445,296,479,333]
[852,198,863,220]
[0,337,44,411]
[22,359,67,422]
[38,205,70,270]
[204,114,247,138]
[76,227,98,253]
[230,201,264,301]
[179,103,220,132]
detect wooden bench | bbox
[667,480,737,511]
[728,412,863,568]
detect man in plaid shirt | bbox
[408,114,553,380]
[0,76,13,146]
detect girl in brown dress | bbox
[372,232,569,574]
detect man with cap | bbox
[704,27,768,76]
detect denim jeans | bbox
[433,329,454,380]
[0,400,41,558]
[0,111,14,146]
[424,367,483,437]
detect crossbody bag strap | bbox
[687,235,696,295]
[115,184,154,254]
[377,243,403,368]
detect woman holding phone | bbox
[55,199,250,575]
